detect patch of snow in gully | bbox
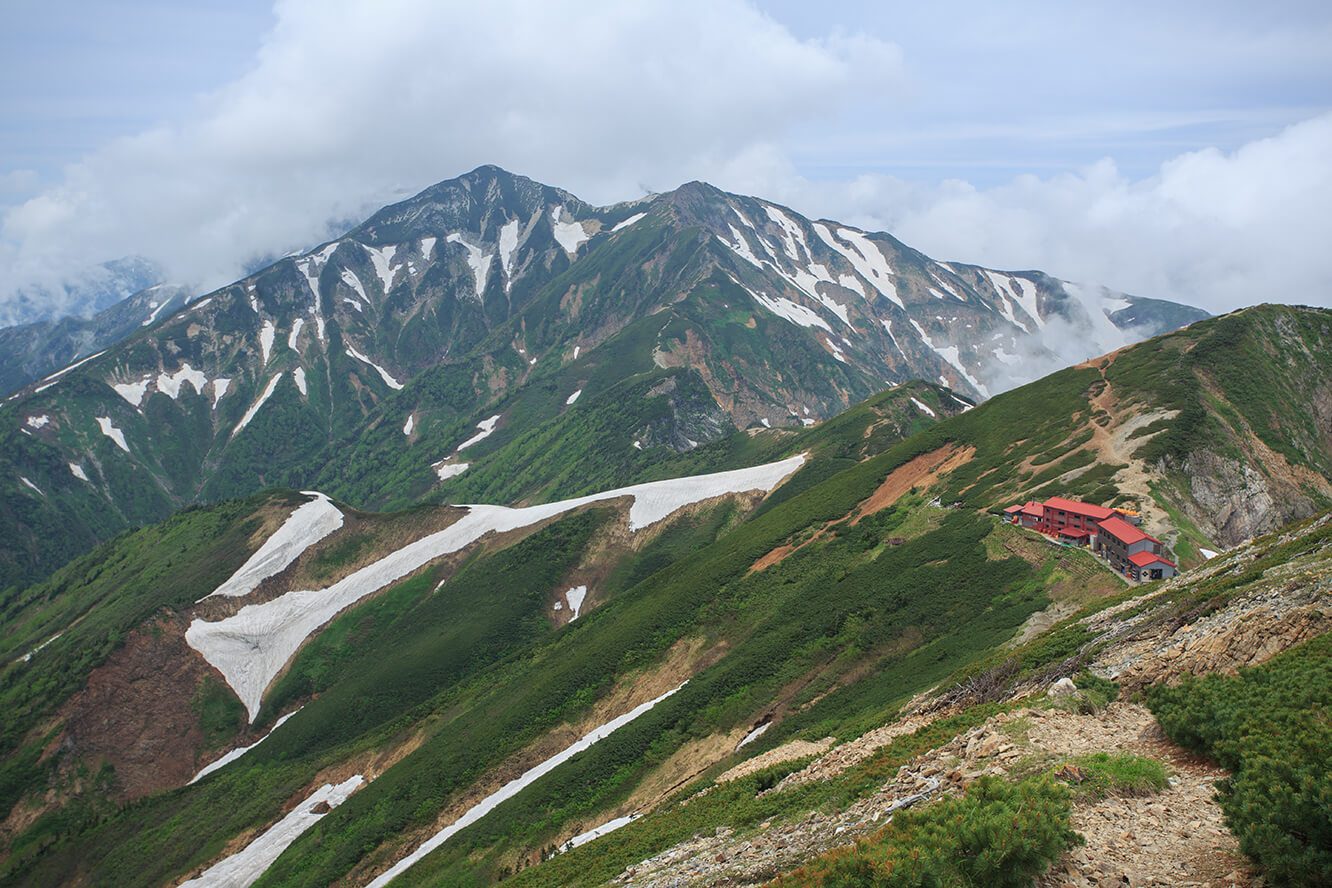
[187,456,803,721]
[188,710,301,784]
[203,493,344,600]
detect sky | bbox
[2,0,1330,324]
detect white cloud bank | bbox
[0,0,900,320]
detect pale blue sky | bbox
[2,0,1329,319]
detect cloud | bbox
[0,0,901,321]
[751,113,1332,315]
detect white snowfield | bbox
[186,455,804,722]
[551,206,590,254]
[910,397,937,419]
[611,212,647,232]
[456,414,501,451]
[177,775,363,888]
[188,709,301,785]
[367,683,686,887]
[564,585,588,620]
[203,493,344,601]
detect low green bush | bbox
[1147,633,1332,886]
[771,775,1081,888]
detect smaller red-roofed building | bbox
[1127,550,1178,581]
[1097,515,1167,575]
[1012,501,1044,529]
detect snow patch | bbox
[36,349,105,388]
[190,296,213,312]
[812,224,901,308]
[234,374,284,437]
[763,205,808,262]
[363,244,398,295]
[212,378,231,408]
[499,218,520,288]
[565,585,588,621]
[566,389,582,406]
[1200,548,1219,560]
[69,462,89,482]
[112,377,151,407]
[551,206,590,254]
[96,417,129,452]
[187,457,803,720]
[179,776,363,888]
[260,321,276,364]
[27,415,50,429]
[157,364,208,400]
[287,318,304,351]
[19,476,43,496]
[740,282,831,333]
[366,686,684,887]
[910,397,937,419]
[445,233,493,298]
[204,493,343,601]
[340,268,368,304]
[573,345,581,359]
[420,236,436,259]
[457,414,501,451]
[141,298,171,328]
[293,368,307,396]
[737,722,770,749]
[18,632,63,663]
[907,319,989,397]
[403,414,414,436]
[433,461,469,481]
[345,346,404,390]
[611,212,647,232]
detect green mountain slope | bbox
[1,306,1325,888]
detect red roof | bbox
[1003,504,1024,514]
[1057,528,1092,538]
[1019,502,1044,517]
[1043,496,1115,521]
[1098,516,1160,546]
[1129,551,1176,568]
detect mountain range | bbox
[0,166,1205,590]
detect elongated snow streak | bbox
[18,632,63,664]
[340,268,368,304]
[69,462,89,482]
[434,461,469,480]
[186,455,804,721]
[611,212,647,232]
[907,319,989,398]
[204,494,343,601]
[233,374,284,437]
[35,349,106,388]
[565,389,582,406]
[910,397,937,419]
[562,814,639,852]
[811,224,902,308]
[177,775,362,888]
[367,685,686,887]
[363,243,398,295]
[96,417,130,453]
[293,368,307,396]
[259,321,276,364]
[345,346,404,390]
[403,414,414,436]
[188,710,301,785]
[456,414,500,451]
[212,378,231,408]
[19,476,43,496]
[287,318,304,351]
[737,722,771,749]
[499,218,520,286]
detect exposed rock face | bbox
[1181,449,1326,547]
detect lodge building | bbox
[1003,496,1178,581]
